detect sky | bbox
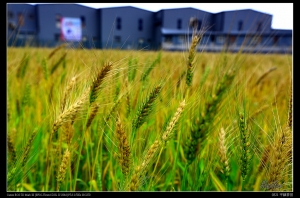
[27,3,293,30]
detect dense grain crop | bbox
[7,36,292,192]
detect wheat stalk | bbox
[185,69,235,165]
[287,81,292,129]
[129,140,161,191]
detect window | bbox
[28,13,35,20]
[154,19,162,27]
[238,21,243,31]
[80,16,86,28]
[257,22,262,32]
[8,11,14,19]
[189,17,198,29]
[273,36,279,45]
[55,14,62,29]
[229,35,236,45]
[197,20,202,30]
[114,36,121,43]
[55,14,61,20]
[165,35,172,43]
[116,17,121,30]
[138,18,143,31]
[8,22,16,30]
[17,13,24,26]
[251,36,262,46]
[54,33,60,41]
[138,38,144,44]
[178,35,184,44]
[210,35,215,42]
[216,36,224,43]
[177,19,182,29]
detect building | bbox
[6,3,292,54]
[7,4,37,46]
[154,7,213,50]
[99,6,154,49]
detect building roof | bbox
[34,3,96,10]
[271,29,293,35]
[215,8,272,17]
[96,5,154,12]
[158,7,211,13]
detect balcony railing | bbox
[161,42,292,54]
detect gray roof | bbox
[215,8,272,16]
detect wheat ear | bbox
[61,76,77,112]
[239,113,251,182]
[161,99,186,143]
[255,67,277,86]
[258,145,270,172]
[128,100,185,191]
[62,122,74,146]
[186,30,202,87]
[86,104,100,129]
[89,61,113,104]
[116,116,131,177]
[48,43,66,59]
[129,140,161,191]
[50,52,67,75]
[56,148,71,191]
[185,69,235,165]
[268,127,291,191]
[218,127,230,179]
[7,133,17,165]
[21,130,37,168]
[132,85,162,132]
[52,87,90,135]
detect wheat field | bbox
[7,32,293,192]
